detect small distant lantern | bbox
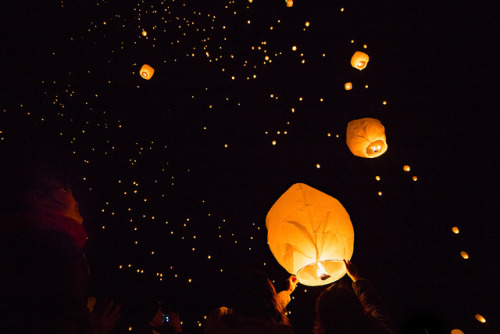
[452,226,460,234]
[266,183,354,286]
[460,251,469,259]
[412,176,418,181]
[403,165,411,172]
[350,51,369,70]
[140,64,154,80]
[142,30,147,36]
[475,314,486,323]
[451,330,464,334]
[344,82,353,90]
[286,0,293,7]
[346,118,388,158]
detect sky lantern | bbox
[452,226,460,234]
[142,30,147,36]
[266,183,354,286]
[344,82,353,90]
[350,51,369,70]
[140,64,154,80]
[403,165,411,172]
[460,251,469,259]
[346,118,388,158]
[475,314,486,323]
[286,0,293,7]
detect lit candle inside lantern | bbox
[317,261,331,281]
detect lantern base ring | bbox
[296,259,348,286]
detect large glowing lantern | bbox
[350,51,369,70]
[346,118,388,158]
[140,64,154,80]
[266,183,354,286]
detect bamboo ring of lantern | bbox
[346,118,388,158]
[350,51,369,70]
[266,183,354,286]
[140,64,154,80]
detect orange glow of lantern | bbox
[350,51,369,70]
[266,183,354,286]
[344,82,353,90]
[346,118,388,158]
[142,30,147,36]
[403,165,411,172]
[286,0,293,7]
[140,64,154,80]
[475,314,486,323]
[460,251,469,259]
[452,226,460,234]
[451,330,464,334]
[412,176,418,181]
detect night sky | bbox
[1,0,497,333]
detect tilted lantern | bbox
[350,51,369,70]
[140,64,154,80]
[346,118,388,158]
[286,0,293,7]
[266,183,354,286]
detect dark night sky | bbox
[1,0,498,333]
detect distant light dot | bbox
[403,165,411,172]
[382,100,387,105]
[344,82,353,90]
[375,176,381,181]
[378,191,383,196]
[365,84,369,88]
[460,251,469,259]
[142,30,147,36]
[224,144,228,148]
[316,164,320,168]
[475,314,486,323]
[305,21,310,27]
[363,44,367,48]
[292,46,297,51]
[350,39,354,43]
[412,176,418,181]
[452,226,460,234]
[272,140,276,145]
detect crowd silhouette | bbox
[0,164,399,334]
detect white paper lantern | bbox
[266,183,354,286]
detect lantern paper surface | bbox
[266,183,354,286]
[346,118,388,158]
[350,51,369,70]
[140,64,154,80]
[286,0,293,7]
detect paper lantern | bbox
[140,64,154,80]
[475,314,486,323]
[344,82,353,90]
[266,183,354,286]
[403,165,411,172]
[350,51,369,70]
[286,0,293,7]
[346,118,388,158]
[452,226,460,234]
[142,30,147,36]
[451,330,464,334]
[460,251,469,259]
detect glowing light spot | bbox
[452,226,460,234]
[403,165,411,172]
[344,82,353,90]
[460,251,469,259]
[412,176,418,181]
[375,176,381,181]
[475,314,486,323]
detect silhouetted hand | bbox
[286,275,298,292]
[168,311,182,333]
[86,298,121,334]
[344,259,361,282]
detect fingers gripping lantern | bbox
[266,183,354,286]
